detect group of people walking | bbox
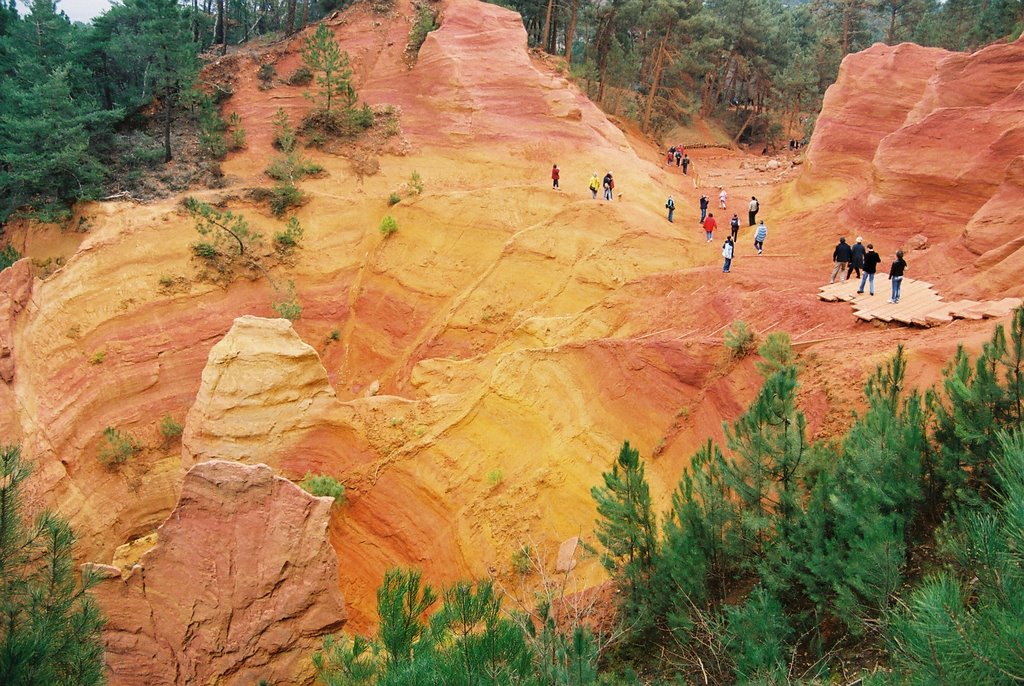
[666,145,690,174]
[830,236,907,303]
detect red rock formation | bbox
[91,460,345,685]
[798,36,1024,297]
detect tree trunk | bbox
[287,0,297,35]
[541,0,555,53]
[163,93,173,163]
[218,0,226,55]
[595,10,617,103]
[841,0,852,55]
[301,0,309,29]
[564,0,579,64]
[192,0,199,42]
[731,108,756,146]
[887,4,897,43]
[642,31,669,134]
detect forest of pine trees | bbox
[493,0,1024,140]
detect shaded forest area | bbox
[494,0,1024,141]
[0,0,344,225]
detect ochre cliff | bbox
[795,35,1024,297]
[0,0,1022,677]
[91,459,345,685]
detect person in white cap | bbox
[848,236,866,280]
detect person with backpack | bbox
[666,195,676,223]
[722,236,734,273]
[730,214,740,242]
[682,154,690,175]
[602,172,614,201]
[748,196,760,226]
[551,164,560,190]
[830,236,853,282]
[675,149,682,167]
[857,243,881,295]
[666,149,674,165]
[888,250,907,303]
[699,194,709,223]
[703,213,717,242]
[847,236,866,279]
[754,220,767,255]
[588,172,600,199]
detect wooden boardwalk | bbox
[818,277,1022,327]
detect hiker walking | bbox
[551,164,560,190]
[703,213,717,242]
[719,188,727,209]
[675,148,682,167]
[666,195,676,223]
[847,236,866,279]
[857,243,881,295]
[730,214,740,242]
[722,236,734,273]
[830,236,853,283]
[602,172,614,201]
[888,250,907,303]
[748,196,759,226]
[666,148,674,165]
[754,220,767,255]
[682,154,690,175]
[588,172,599,199]
[699,194,709,223]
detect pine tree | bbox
[301,23,356,114]
[0,444,107,685]
[0,66,119,221]
[591,440,658,627]
[884,430,1024,684]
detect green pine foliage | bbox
[301,23,357,115]
[591,440,658,628]
[314,567,604,685]
[590,309,1024,683]
[0,444,106,684]
[299,472,345,505]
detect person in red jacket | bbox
[551,164,560,190]
[703,213,717,242]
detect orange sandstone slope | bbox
[1,0,1022,675]
[790,35,1024,297]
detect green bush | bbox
[191,242,217,259]
[269,182,305,217]
[159,415,183,444]
[378,215,398,237]
[406,5,439,64]
[300,472,346,505]
[723,320,755,359]
[227,112,246,151]
[487,468,504,486]
[0,244,21,271]
[272,280,302,320]
[98,427,141,468]
[408,170,424,195]
[274,216,304,253]
[272,108,297,153]
[287,65,314,86]
[387,192,401,206]
[257,63,277,86]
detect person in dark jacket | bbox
[847,236,866,279]
[699,194,709,223]
[682,154,690,175]
[888,250,907,303]
[730,214,740,242]
[666,195,675,223]
[748,196,759,226]
[830,237,853,283]
[551,164,560,190]
[602,172,614,201]
[857,243,881,295]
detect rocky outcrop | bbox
[799,36,1024,297]
[182,316,337,467]
[0,258,33,383]
[92,459,346,686]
